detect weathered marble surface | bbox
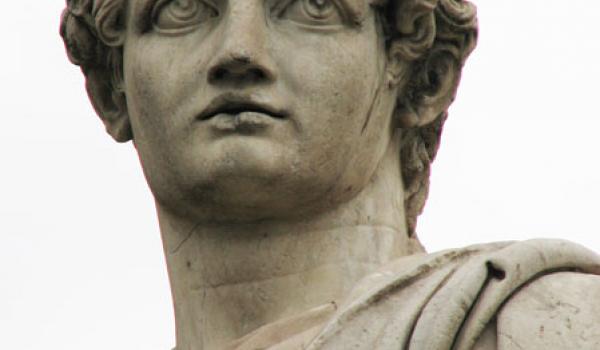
[60,0,600,348]
[223,240,600,349]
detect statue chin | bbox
[147,135,373,222]
[154,166,345,223]
[177,179,353,223]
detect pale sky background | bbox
[1,1,599,349]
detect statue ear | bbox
[84,1,131,142]
[394,50,462,128]
[85,65,132,143]
[383,0,465,128]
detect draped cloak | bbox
[224,239,600,350]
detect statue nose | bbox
[207,6,276,87]
[208,54,275,86]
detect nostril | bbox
[249,68,266,81]
[207,59,274,86]
[210,67,228,83]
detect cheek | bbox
[122,39,205,190]
[124,45,174,144]
[288,36,379,115]
[276,28,386,163]
[123,36,213,144]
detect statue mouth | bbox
[198,94,288,121]
[197,94,288,133]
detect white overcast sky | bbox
[1,1,599,349]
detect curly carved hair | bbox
[60,0,477,237]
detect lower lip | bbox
[205,112,281,133]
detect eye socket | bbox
[279,0,344,27]
[153,0,219,34]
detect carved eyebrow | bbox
[273,0,370,27]
[131,0,372,31]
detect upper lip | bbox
[198,94,288,121]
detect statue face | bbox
[123,0,398,220]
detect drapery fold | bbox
[304,239,600,350]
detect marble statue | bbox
[60,0,600,348]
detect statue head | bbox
[60,0,477,235]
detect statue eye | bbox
[279,0,343,27]
[153,0,219,33]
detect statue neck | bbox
[156,134,422,350]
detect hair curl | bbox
[60,0,477,238]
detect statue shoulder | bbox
[496,271,600,349]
